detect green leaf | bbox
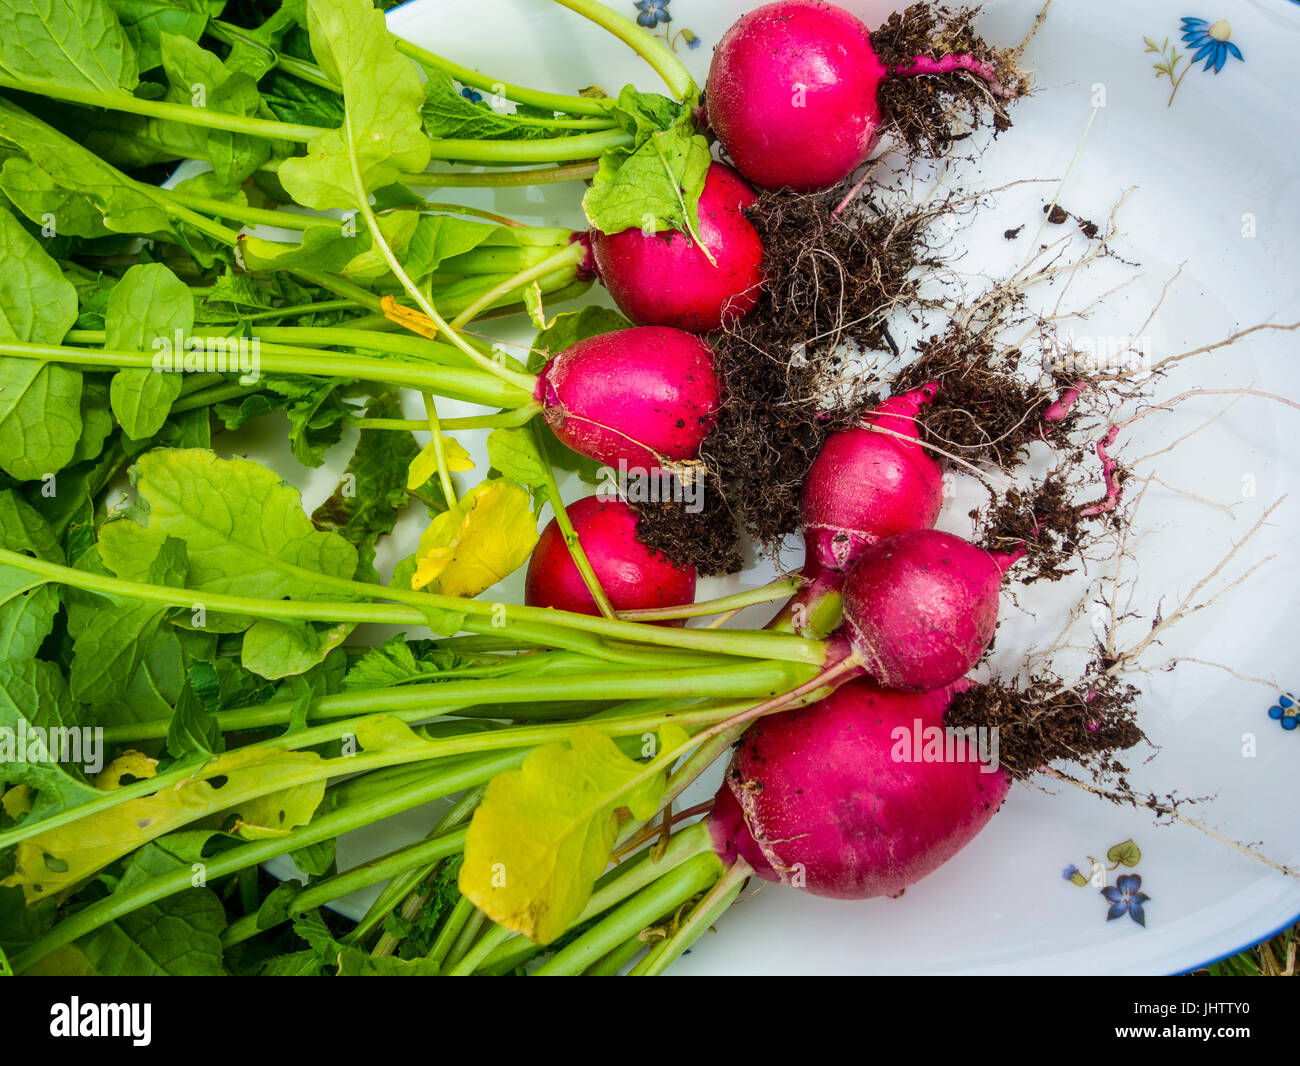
[107,0,215,73]
[310,390,418,578]
[0,99,174,237]
[459,724,687,943]
[0,206,81,481]
[582,86,710,240]
[165,674,222,761]
[530,306,631,369]
[70,536,188,704]
[238,213,418,281]
[0,489,64,660]
[0,157,113,239]
[1106,839,1141,868]
[215,377,358,468]
[104,263,194,440]
[240,618,353,680]
[401,214,499,279]
[75,843,226,975]
[97,448,360,607]
[277,0,430,209]
[0,0,140,92]
[419,69,576,141]
[342,633,459,691]
[486,427,548,489]
[0,659,100,819]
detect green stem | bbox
[445,922,513,976]
[208,21,342,92]
[533,852,722,975]
[345,136,539,394]
[11,750,526,973]
[0,338,530,409]
[627,858,750,976]
[355,407,539,432]
[425,894,475,968]
[422,394,462,517]
[585,934,645,975]
[442,908,488,970]
[410,162,599,188]
[532,422,617,619]
[0,548,831,666]
[168,380,261,413]
[424,129,633,165]
[618,577,803,621]
[448,243,586,329]
[0,72,323,142]
[550,0,698,101]
[393,39,614,118]
[220,826,468,948]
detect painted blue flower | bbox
[683,29,701,50]
[1268,691,1298,730]
[460,86,483,104]
[635,0,672,29]
[1102,873,1150,926]
[1179,18,1243,73]
[1062,864,1079,881]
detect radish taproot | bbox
[801,383,944,571]
[706,0,1012,192]
[525,496,696,619]
[536,326,722,472]
[712,677,1010,899]
[588,163,766,333]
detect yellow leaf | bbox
[380,295,440,340]
[93,751,159,791]
[2,785,33,821]
[411,478,539,597]
[407,436,474,492]
[0,747,326,904]
[459,725,681,944]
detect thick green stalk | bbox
[445,923,513,976]
[550,0,698,101]
[442,909,488,970]
[425,894,475,968]
[618,578,803,621]
[533,852,722,975]
[411,162,599,188]
[0,548,831,666]
[0,338,531,409]
[627,858,751,976]
[585,934,645,976]
[11,750,526,973]
[393,38,614,118]
[355,408,539,432]
[424,129,632,164]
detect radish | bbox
[801,383,944,571]
[536,326,722,471]
[841,528,1011,692]
[587,163,766,333]
[712,677,1010,899]
[525,496,696,619]
[706,0,1012,192]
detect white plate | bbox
[267,0,1300,974]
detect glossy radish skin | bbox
[842,529,1007,692]
[524,496,696,620]
[590,163,765,333]
[711,677,1010,900]
[535,327,721,471]
[706,1,887,192]
[801,383,943,571]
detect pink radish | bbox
[535,326,721,472]
[525,496,696,620]
[588,163,766,333]
[841,529,1011,692]
[801,383,944,571]
[706,0,1012,192]
[710,676,1010,899]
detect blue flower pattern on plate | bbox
[1180,18,1244,73]
[1102,874,1151,927]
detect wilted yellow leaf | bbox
[407,436,474,492]
[411,478,539,597]
[93,751,159,791]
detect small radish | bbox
[536,326,721,472]
[711,677,1010,899]
[801,383,944,571]
[706,0,1012,192]
[525,496,696,620]
[841,528,1011,692]
[587,163,766,333]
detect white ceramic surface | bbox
[268,0,1300,974]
